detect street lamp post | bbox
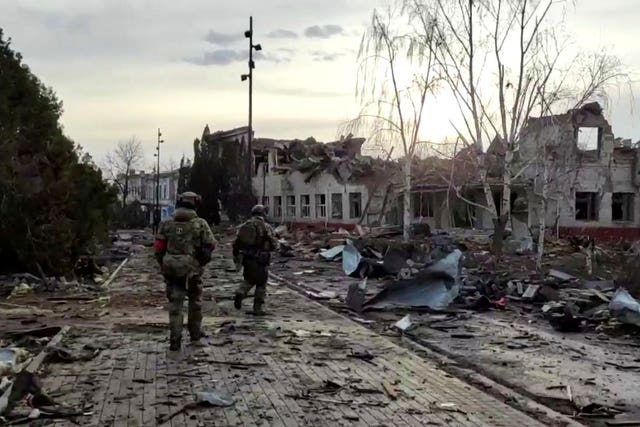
[153,128,164,233]
[242,16,261,181]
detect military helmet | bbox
[251,204,266,217]
[177,191,201,208]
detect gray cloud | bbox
[255,51,292,64]
[203,30,243,45]
[266,29,298,39]
[184,49,292,66]
[312,50,345,62]
[184,49,245,66]
[304,24,343,38]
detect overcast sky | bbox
[1,0,638,168]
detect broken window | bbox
[254,151,268,175]
[612,193,634,222]
[331,193,343,219]
[286,195,296,217]
[300,194,311,218]
[576,127,600,152]
[575,192,599,221]
[275,149,286,167]
[273,196,282,218]
[349,192,362,219]
[412,192,435,218]
[315,194,326,218]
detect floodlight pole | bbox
[248,15,253,177]
[243,16,261,181]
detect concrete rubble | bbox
[269,222,640,425]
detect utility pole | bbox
[153,128,163,234]
[242,16,262,182]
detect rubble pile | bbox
[0,231,142,299]
[272,224,640,336]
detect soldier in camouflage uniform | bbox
[233,204,278,315]
[154,191,217,351]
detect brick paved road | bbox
[38,245,554,426]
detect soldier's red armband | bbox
[154,238,167,253]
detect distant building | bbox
[124,169,180,225]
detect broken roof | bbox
[253,134,391,184]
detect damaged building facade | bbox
[203,102,639,241]
[248,135,468,230]
[520,102,640,240]
[249,136,394,227]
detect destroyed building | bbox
[250,135,481,229]
[250,135,397,226]
[520,102,640,240]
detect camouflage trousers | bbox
[165,275,203,343]
[237,258,268,310]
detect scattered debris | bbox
[44,345,100,363]
[347,351,376,365]
[320,245,344,261]
[548,269,576,282]
[342,240,362,276]
[432,402,467,414]
[364,250,462,311]
[394,314,412,331]
[157,389,235,424]
[195,390,235,407]
[609,288,640,327]
[381,381,398,400]
[345,278,367,313]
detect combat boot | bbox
[190,330,207,346]
[169,339,181,351]
[234,292,243,310]
[252,303,267,316]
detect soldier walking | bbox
[232,204,278,315]
[154,191,217,351]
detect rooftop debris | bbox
[363,250,462,311]
[272,222,640,336]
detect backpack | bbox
[236,219,264,249]
[162,219,202,278]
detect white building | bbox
[124,169,180,223]
[250,137,392,227]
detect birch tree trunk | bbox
[403,155,412,241]
[536,163,549,271]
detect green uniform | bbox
[155,207,216,346]
[232,216,278,312]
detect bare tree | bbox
[351,6,441,240]
[104,137,144,209]
[400,0,626,257]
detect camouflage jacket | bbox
[232,216,278,258]
[154,208,217,278]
